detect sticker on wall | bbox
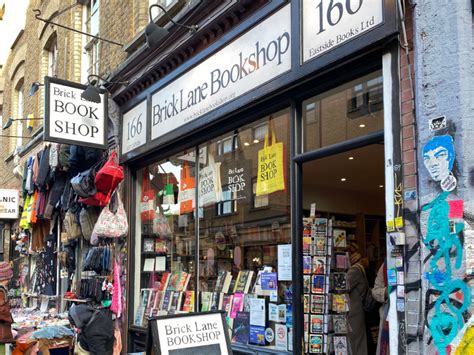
[404,190,417,200]
[448,200,464,219]
[387,220,395,232]
[422,135,456,191]
[395,217,404,229]
[429,115,447,132]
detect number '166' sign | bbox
[122,100,147,154]
[302,0,384,62]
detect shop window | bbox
[82,0,100,77]
[133,155,197,327]
[303,71,384,152]
[132,109,292,353]
[47,42,57,77]
[9,81,24,152]
[253,122,268,143]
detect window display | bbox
[132,109,292,352]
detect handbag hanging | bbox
[256,117,286,196]
[198,152,222,207]
[95,151,124,194]
[140,167,155,222]
[92,192,129,239]
[178,161,195,215]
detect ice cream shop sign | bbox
[44,76,108,149]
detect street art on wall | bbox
[421,134,472,355]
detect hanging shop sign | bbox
[302,0,384,62]
[122,100,147,154]
[0,189,19,219]
[149,311,232,355]
[44,76,108,149]
[151,4,291,141]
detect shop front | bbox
[114,1,399,353]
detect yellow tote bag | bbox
[256,125,285,196]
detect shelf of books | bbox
[303,217,350,354]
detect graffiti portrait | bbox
[422,135,457,191]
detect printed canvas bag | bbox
[256,119,286,196]
[178,161,195,214]
[198,153,222,207]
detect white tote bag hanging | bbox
[199,152,222,207]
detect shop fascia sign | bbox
[150,4,291,141]
[0,189,19,219]
[302,0,384,62]
[44,76,108,149]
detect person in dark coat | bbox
[68,304,114,354]
[0,262,15,352]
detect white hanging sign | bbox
[0,189,19,219]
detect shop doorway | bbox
[301,142,386,354]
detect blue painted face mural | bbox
[422,135,455,182]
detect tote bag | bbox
[199,153,222,207]
[140,168,155,222]
[256,120,286,196]
[93,193,129,239]
[178,161,195,214]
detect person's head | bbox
[68,304,95,329]
[0,262,13,287]
[422,135,455,182]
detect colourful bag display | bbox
[152,208,172,237]
[92,193,129,239]
[140,167,155,222]
[95,151,123,194]
[198,153,222,207]
[19,195,31,230]
[256,121,286,196]
[178,161,195,214]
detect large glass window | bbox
[303,71,384,152]
[132,109,293,352]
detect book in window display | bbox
[260,272,277,291]
[249,325,266,345]
[333,229,347,248]
[230,293,244,318]
[182,291,195,312]
[232,311,250,344]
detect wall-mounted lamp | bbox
[145,4,198,48]
[2,117,43,130]
[29,82,44,97]
[81,74,128,104]
[33,8,123,47]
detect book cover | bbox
[278,304,287,323]
[232,311,250,344]
[314,236,326,255]
[244,271,255,293]
[286,303,292,327]
[303,294,310,313]
[249,325,266,345]
[333,229,347,248]
[240,293,254,313]
[332,294,349,313]
[249,297,266,327]
[169,271,189,292]
[268,303,279,322]
[222,272,233,293]
[200,291,212,312]
[309,334,324,353]
[303,256,312,274]
[311,294,326,314]
[145,289,155,316]
[332,315,348,334]
[252,267,273,295]
[210,292,220,311]
[303,275,311,293]
[181,273,192,292]
[169,291,182,313]
[221,294,234,316]
[312,256,326,274]
[310,314,324,333]
[333,273,348,291]
[233,270,246,293]
[161,290,174,312]
[182,291,195,313]
[335,253,349,269]
[333,335,348,355]
[230,293,244,318]
[303,236,312,254]
[260,272,277,291]
[151,290,164,316]
[158,272,171,291]
[311,275,325,293]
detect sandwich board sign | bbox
[148,311,232,354]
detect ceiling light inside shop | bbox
[253,139,259,143]
[348,156,354,160]
[244,142,250,146]
[359,124,366,128]
[340,178,347,182]
[379,185,384,188]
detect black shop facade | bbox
[111,1,400,353]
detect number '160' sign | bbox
[302,0,384,62]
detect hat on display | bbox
[0,262,13,281]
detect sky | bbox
[0,0,29,66]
